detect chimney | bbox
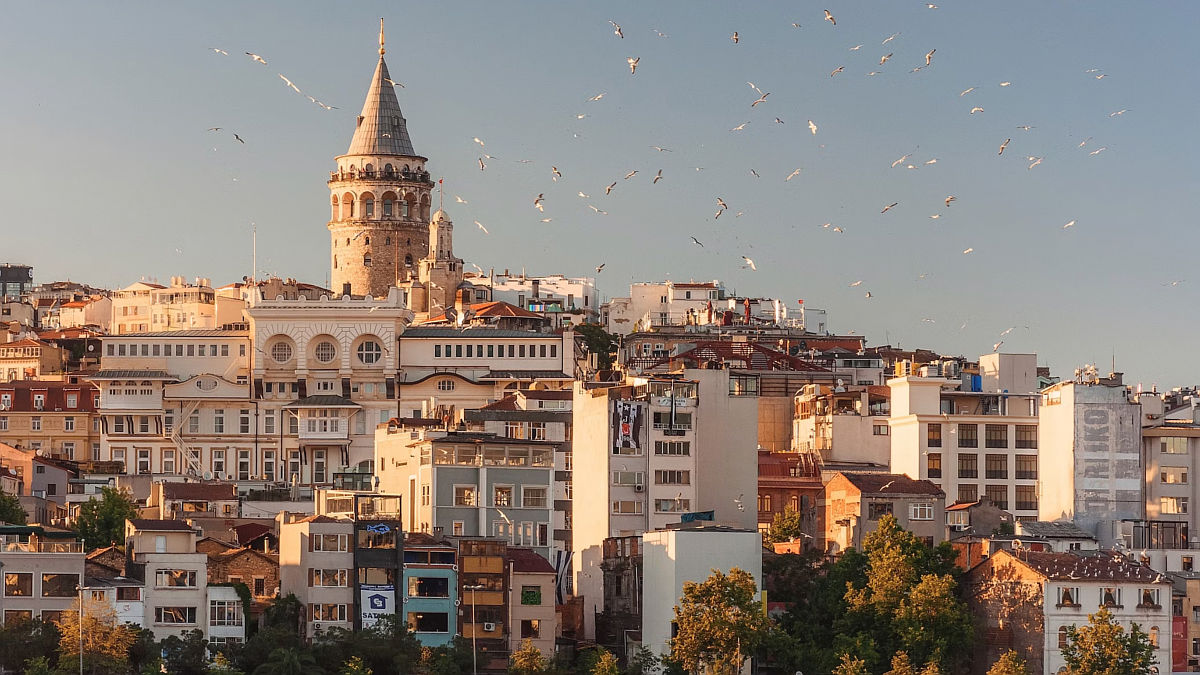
[342,282,352,298]
[532,279,540,298]
[455,288,468,314]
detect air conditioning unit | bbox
[634,485,645,493]
[949,524,967,532]
[482,622,496,632]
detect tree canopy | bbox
[767,506,806,544]
[671,567,771,675]
[0,490,27,524]
[73,486,137,550]
[1062,607,1157,675]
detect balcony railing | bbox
[1,541,84,553]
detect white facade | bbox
[1041,576,1171,674]
[1039,377,1143,546]
[572,369,759,639]
[603,281,723,334]
[640,528,762,670]
[889,357,1042,520]
[483,273,600,326]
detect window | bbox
[612,471,644,486]
[927,423,942,448]
[521,585,543,606]
[188,411,199,434]
[408,577,450,598]
[521,619,541,639]
[873,424,889,436]
[652,411,692,430]
[452,521,464,536]
[1058,626,1069,649]
[958,453,978,479]
[407,612,449,633]
[155,569,197,588]
[1163,437,1189,454]
[656,498,691,512]
[1140,588,1161,608]
[758,494,772,512]
[867,502,894,520]
[31,416,41,432]
[64,416,75,432]
[654,470,690,485]
[1016,485,1037,511]
[4,572,32,596]
[958,423,978,448]
[729,375,759,396]
[271,342,293,363]
[454,486,477,506]
[155,607,197,625]
[1101,587,1121,607]
[909,503,933,520]
[210,600,243,626]
[1058,586,1080,607]
[238,449,251,480]
[239,409,251,434]
[36,573,78,598]
[985,424,1008,448]
[1015,454,1037,479]
[0,416,6,432]
[117,587,140,601]
[985,454,1008,479]
[985,485,1008,510]
[494,486,513,507]
[314,341,336,363]
[522,487,548,508]
[958,484,978,503]
[437,379,455,391]
[357,341,382,364]
[312,533,348,552]
[309,604,347,622]
[1016,424,1037,449]
[655,440,690,455]
[264,411,276,435]
[1161,496,1189,515]
[529,422,547,441]
[162,449,175,474]
[434,345,442,358]
[612,501,643,514]
[1185,556,1194,572]
[213,409,225,433]
[212,449,225,477]
[309,569,348,587]
[1162,467,1189,484]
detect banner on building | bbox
[360,584,396,628]
[553,549,573,605]
[614,402,640,449]
[679,510,715,523]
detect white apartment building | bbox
[572,368,759,639]
[640,527,762,671]
[1039,372,1143,546]
[279,514,355,639]
[793,384,892,468]
[603,281,723,334]
[59,296,112,332]
[148,277,245,332]
[889,354,1042,520]
[111,282,162,335]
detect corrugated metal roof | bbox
[481,371,571,380]
[89,369,175,379]
[103,329,248,338]
[284,395,359,408]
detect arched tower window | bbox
[404,254,413,267]
[333,255,338,269]
[331,195,339,221]
[363,254,372,267]
[421,194,431,221]
[364,163,373,177]
[385,236,391,245]
[404,193,416,218]
[382,191,397,219]
[384,163,394,177]
[361,192,375,219]
[342,193,354,219]
[364,236,370,245]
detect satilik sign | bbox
[360,583,396,628]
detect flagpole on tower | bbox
[438,177,444,211]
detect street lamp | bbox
[464,584,484,675]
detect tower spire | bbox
[379,18,386,56]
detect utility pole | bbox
[465,583,484,674]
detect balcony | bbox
[1,540,84,553]
[298,419,349,441]
[328,169,433,184]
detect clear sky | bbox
[3,2,1198,387]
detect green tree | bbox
[627,646,662,675]
[670,567,771,675]
[208,652,246,675]
[23,656,54,675]
[161,629,209,675]
[986,650,1029,675]
[251,648,321,675]
[422,637,475,675]
[339,656,372,675]
[767,506,806,543]
[1062,607,1157,675]
[833,653,870,675]
[508,638,548,673]
[55,597,138,675]
[885,652,917,675]
[893,574,974,672]
[73,486,137,550]
[591,649,620,675]
[0,490,27,524]
[575,323,619,370]
[0,616,59,672]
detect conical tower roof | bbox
[347,52,416,156]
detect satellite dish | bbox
[35,449,45,457]
[836,378,844,387]
[203,471,213,481]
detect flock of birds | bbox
[193,8,1149,356]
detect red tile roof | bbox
[507,547,555,573]
[480,394,520,411]
[997,549,1165,582]
[0,380,98,412]
[837,472,945,496]
[640,340,831,373]
[233,522,273,545]
[2,338,49,348]
[129,519,196,532]
[423,301,544,324]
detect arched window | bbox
[357,341,382,365]
[346,238,350,246]
[1057,626,1069,649]
[363,194,375,218]
[385,236,391,245]
[313,341,337,364]
[384,163,394,177]
[363,254,372,267]
[364,163,373,176]
[342,193,354,219]
[1150,627,1159,648]
[404,254,413,267]
[270,342,293,364]
[331,195,339,220]
[437,379,455,391]
[333,255,338,269]
[364,236,370,245]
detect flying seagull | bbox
[970,107,984,114]
[945,195,957,207]
[690,236,704,247]
[881,202,899,213]
[925,49,936,66]
[609,20,623,38]
[824,9,836,25]
[596,263,606,273]
[653,169,663,184]
[627,57,639,75]
[210,48,229,55]
[742,256,756,270]
[474,220,489,234]
[998,138,1010,155]
[245,52,267,65]
[808,120,818,135]
[731,31,740,44]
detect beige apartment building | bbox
[821,472,946,552]
[279,514,355,638]
[0,379,100,461]
[0,524,85,625]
